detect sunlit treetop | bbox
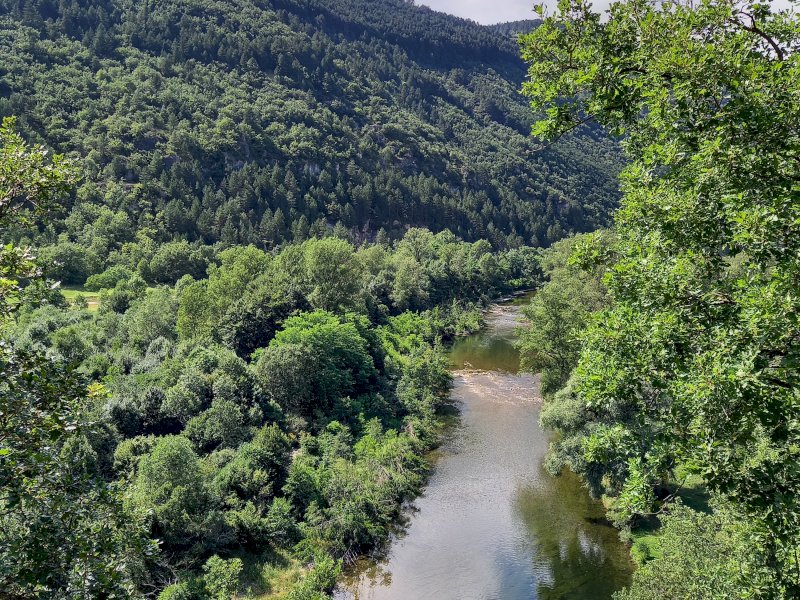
[520,0,800,593]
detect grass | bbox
[629,523,663,566]
[60,285,100,311]
[627,474,709,567]
[60,284,160,312]
[236,550,306,599]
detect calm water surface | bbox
[336,299,633,600]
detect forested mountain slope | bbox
[1,114,543,597]
[0,0,619,287]
[488,20,543,37]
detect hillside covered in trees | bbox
[1,109,543,597]
[0,0,620,290]
[6,0,800,597]
[0,1,628,599]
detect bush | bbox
[286,553,341,600]
[39,241,100,284]
[149,241,212,284]
[202,555,243,600]
[158,578,208,600]
[85,265,133,291]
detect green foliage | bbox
[213,424,291,509]
[158,578,208,600]
[0,351,152,597]
[254,343,319,417]
[1,63,550,595]
[97,274,145,313]
[264,311,379,418]
[0,116,77,223]
[616,502,775,600]
[130,435,224,554]
[285,553,341,600]
[0,118,77,320]
[149,241,212,284]
[302,238,365,313]
[5,220,519,596]
[0,0,620,288]
[177,247,293,349]
[38,240,100,284]
[516,233,609,395]
[285,420,427,559]
[522,0,800,592]
[0,120,150,597]
[396,347,452,418]
[202,555,243,600]
[186,399,248,453]
[85,265,134,291]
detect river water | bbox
[336,299,633,600]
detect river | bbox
[336,298,633,600]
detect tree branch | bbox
[731,12,786,61]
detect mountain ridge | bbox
[0,0,620,284]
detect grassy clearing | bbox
[60,286,100,311]
[60,284,162,312]
[627,474,709,566]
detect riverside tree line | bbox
[0,116,541,598]
[517,0,800,597]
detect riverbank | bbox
[336,299,634,600]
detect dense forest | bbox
[0,0,620,293]
[1,111,542,597]
[4,0,798,598]
[1,1,587,597]
[517,0,800,598]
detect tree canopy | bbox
[520,0,800,595]
[0,0,622,288]
[0,115,151,598]
[1,111,547,596]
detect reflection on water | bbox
[518,468,634,599]
[449,305,522,374]
[336,299,633,600]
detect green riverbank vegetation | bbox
[0,117,543,598]
[518,0,800,597]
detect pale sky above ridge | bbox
[418,0,538,25]
[417,0,794,26]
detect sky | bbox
[417,0,795,25]
[417,0,540,25]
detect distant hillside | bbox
[488,19,543,37]
[0,0,620,282]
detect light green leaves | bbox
[521,0,800,593]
